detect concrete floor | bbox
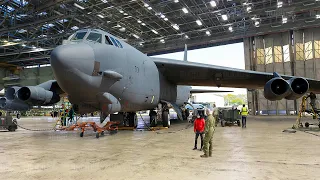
[1,116,320,180]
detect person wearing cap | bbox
[201,108,215,158]
[193,114,205,150]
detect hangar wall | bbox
[244,28,320,115]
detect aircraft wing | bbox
[152,58,320,93]
[190,89,233,93]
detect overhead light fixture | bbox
[97,14,104,18]
[172,24,179,30]
[32,46,36,49]
[164,18,168,21]
[74,3,85,10]
[147,7,152,10]
[3,40,8,43]
[221,14,228,20]
[210,1,217,7]
[184,35,189,39]
[316,15,320,19]
[119,10,124,13]
[133,34,140,39]
[144,3,149,7]
[277,1,283,8]
[282,17,287,24]
[246,6,251,12]
[206,30,211,36]
[137,20,142,23]
[101,0,108,3]
[182,7,188,13]
[71,26,79,30]
[141,23,146,26]
[124,13,128,16]
[22,44,26,47]
[139,42,143,46]
[196,20,202,26]
[119,27,126,32]
[174,0,179,2]
[160,14,165,18]
[152,29,159,34]
[255,21,260,27]
[228,26,233,32]
[160,39,165,43]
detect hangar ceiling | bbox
[1,0,320,66]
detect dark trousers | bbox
[194,132,204,149]
[242,116,247,127]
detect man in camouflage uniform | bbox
[201,108,216,158]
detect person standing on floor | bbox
[193,114,205,151]
[240,104,248,128]
[201,109,215,158]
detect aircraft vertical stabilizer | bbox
[183,44,187,61]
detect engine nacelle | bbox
[285,77,309,100]
[17,86,60,105]
[264,77,290,101]
[5,86,21,100]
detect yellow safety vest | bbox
[241,107,248,116]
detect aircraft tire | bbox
[80,132,84,137]
[162,110,170,128]
[128,112,137,128]
[305,122,310,128]
[150,114,157,127]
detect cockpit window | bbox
[71,32,87,40]
[115,39,123,48]
[105,35,113,45]
[86,32,102,43]
[109,36,119,47]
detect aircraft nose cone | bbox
[50,43,95,75]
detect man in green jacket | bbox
[201,108,216,158]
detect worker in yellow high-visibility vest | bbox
[240,104,248,128]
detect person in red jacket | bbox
[193,114,205,150]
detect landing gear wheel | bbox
[237,120,241,127]
[128,112,138,128]
[16,113,21,119]
[101,131,104,136]
[80,132,84,137]
[150,112,157,127]
[162,110,170,128]
[96,132,100,138]
[8,126,15,132]
[305,122,310,128]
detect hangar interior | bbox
[1,0,320,115]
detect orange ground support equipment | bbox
[64,121,120,138]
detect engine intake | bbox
[17,86,60,105]
[285,77,309,100]
[5,86,21,100]
[264,77,290,101]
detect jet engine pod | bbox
[285,77,309,100]
[5,86,21,100]
[0,97,6,108]
[264,77,290,101]
[17,86,60,105]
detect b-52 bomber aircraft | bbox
[4,29,320,127]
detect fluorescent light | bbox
[317,15,320,19]
[3,40,8,43]
[282,17,287,24]
[101,0,108,3]
[160,14,165,18]
[164,18,168,21]
[22,44,26,47]
[160,39,165,43]
[147,7,152,10]
[196,20,202,26]
[141,23,146,26]
[255,21,260,26]
[119,27,126,32]
[32,46,36,49]
[247,6,251,12]
[133,34,140,39]
[74,3,85,10]
[228,26,233,31]
[277,1,283,8]
[71,26,79,30]
[139,42,143,46]
[119,10,124,13]
[184,35,189,39]
[210,1,217,7]
[182,7,188,13]
[137,20,142,23]
[172,24,179,30]
[222,14,228,20]
[152,29,158,34]
[97,14,104,18]
[144,3,149,7]
[124,13,128,16]
[206,31,211,35]
[174,0,179,2]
